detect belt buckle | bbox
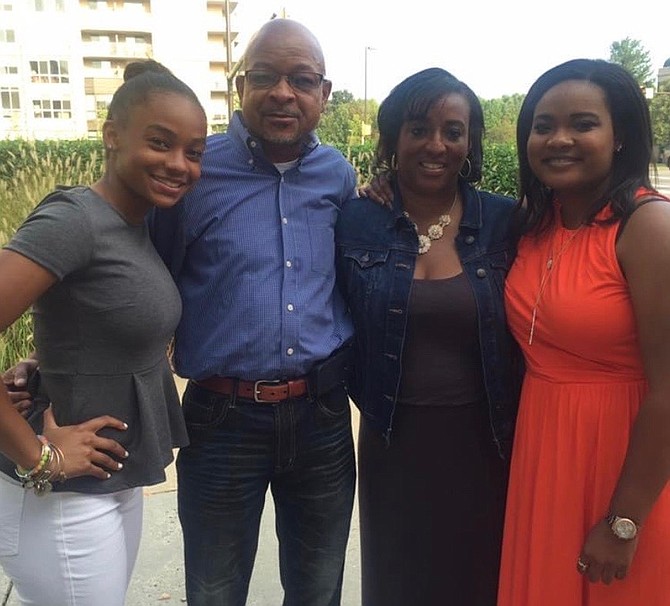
[253,379,282,403]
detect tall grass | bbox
[0,145,102,370]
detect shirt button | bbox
[282,217,288,224]
[286,260,292,268]
[465,235,475,244]
[287,304,294,311]
[361,253,370,262]
[250,141,257,148]
[476,268,487,278]
[287,348,294,356]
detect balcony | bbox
[81,41,151,60]
[210,78,230,92]
[79,10,151,33]
[207,1,238,9]
[84,76,123,95]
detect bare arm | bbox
[580,200,670,583]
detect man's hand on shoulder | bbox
[358,173,393,208]
[3,356,39,417]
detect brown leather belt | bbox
[194,376,309,403]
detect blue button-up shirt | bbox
[150,111,356,381]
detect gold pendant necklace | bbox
[528,224,584,345]
[403,190,458,255]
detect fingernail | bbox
[105,472,111,479]
[122,422,128,429]
[117,462,123,470]
[123,450,129,458]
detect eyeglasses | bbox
[243,70,325,93]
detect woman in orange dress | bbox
[499,58,670,606]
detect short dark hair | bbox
[375,67,484,183]
[517,58,653,233]
[107,59,204,125]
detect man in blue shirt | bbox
[150,18,357,606]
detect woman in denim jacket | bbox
[335,68,522,606]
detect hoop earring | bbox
[390,153,398,171]
[458,157,472,178]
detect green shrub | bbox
[0,141,103,366]
[0,139,103,183]
[339,142,376,186]
[481,141,519,198]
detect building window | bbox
[34,0,65,10]
[1,65,18,74]
[0,3,14,12]
[0,30,16,42]
[33,98,71,119]
[1,86,20,117]
[30,60,69,83]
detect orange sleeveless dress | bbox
[499,202,670,606]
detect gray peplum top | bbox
[2,186,188,493]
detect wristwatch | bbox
[606,514,639,540]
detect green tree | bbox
[317,89,379,148]
[650,89,670,150]
[480,94,525,145]
[609,38,654,87]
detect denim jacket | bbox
[335,180,522,457]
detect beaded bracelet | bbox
[15,435,67,496]
[15,435,50,477]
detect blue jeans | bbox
[176,381,356,606]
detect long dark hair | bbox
[375,67,484,183]
[517,58,653,234]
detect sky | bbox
[234,0,669,102]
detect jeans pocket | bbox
[0,476,25,556]
[182,382,232,430]
[314,386,350,419]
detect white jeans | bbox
[0,475,143,606]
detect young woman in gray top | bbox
[0,60,207,606]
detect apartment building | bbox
[0,0,241,140]
[659,58,670,89]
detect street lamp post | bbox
[363,45,374,124]
[363,46,375,142]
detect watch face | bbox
[613,518,637,540]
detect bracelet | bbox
[15,435,67,496]
[15,435,50,478]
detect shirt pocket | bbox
[340,248,390,303]
[309,223,335,275]
[0,476,25,556]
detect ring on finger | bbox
[576,557,589,574]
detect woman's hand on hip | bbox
[42,406,129,481]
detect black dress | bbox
[357,274,509,606]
